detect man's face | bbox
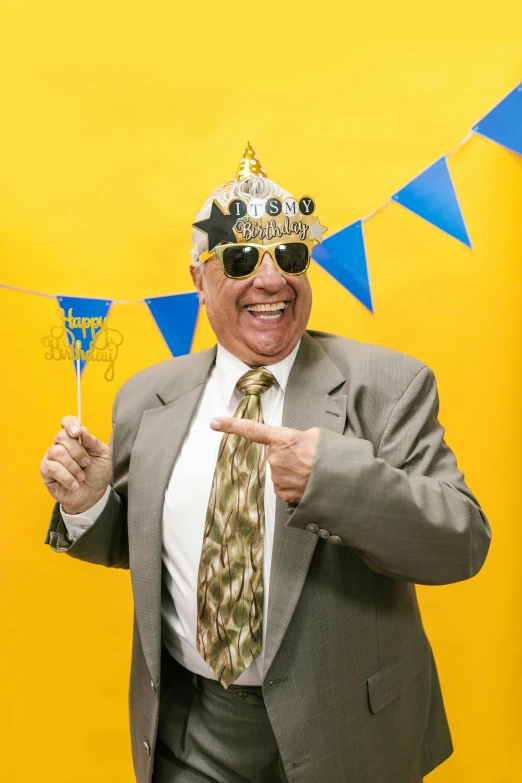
[190,250,312,366]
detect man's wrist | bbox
[62,486,110,516]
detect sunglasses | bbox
[199,241,312,280]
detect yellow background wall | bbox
[0,1,520,780]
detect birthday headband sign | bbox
[193,142,328,256]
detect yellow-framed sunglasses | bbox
[199,240,314,280]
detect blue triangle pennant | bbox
[146,292,200,357]
[56,295,112,374]
[473,82,522,156]
[392,157,471,247]
[312,220,373,312]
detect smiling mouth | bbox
[243,301,289,321]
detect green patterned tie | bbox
[196,367,276,688]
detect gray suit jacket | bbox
[46,330,491,783]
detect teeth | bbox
[245,301,287,313]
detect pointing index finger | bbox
[211,417,285,446]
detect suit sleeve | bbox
[286,365,492,585]
[44,392,130,569]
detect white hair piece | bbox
[190,175,291,270]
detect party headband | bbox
[193,142,327,254]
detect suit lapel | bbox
[128,346,216,683]
[263,332,347,676]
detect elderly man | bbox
[41,144,491,783]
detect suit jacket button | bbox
[317,528,330,538]
[305,523,319,533]
[328,535,342,545]
[143,741,151,756]
[151,680,156,692]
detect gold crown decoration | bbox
[236,142,268,181]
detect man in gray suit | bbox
[41,154,491,783]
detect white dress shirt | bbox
[61,341,300,685]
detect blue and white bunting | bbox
[391,157,471,248]
[473,82,522,156]
[146,292,200,357]
[2,79,520,320]
[312,221,373,312]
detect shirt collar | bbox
[215,340,301,409]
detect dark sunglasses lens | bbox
[222,245,259,278]
[274,243,309,273]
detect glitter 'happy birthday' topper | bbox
[41,307,124,381]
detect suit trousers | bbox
[152,647,287,783]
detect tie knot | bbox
[237,368,276,397]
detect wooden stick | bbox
[76,340,82,445]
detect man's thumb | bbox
[80,427,108,456]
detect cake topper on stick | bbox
[41,306,124,436]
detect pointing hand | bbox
[211,417,319,503]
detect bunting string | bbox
[1,79,521,334]
[312,82,521,312]
[0,282,191,306]
[0,283,200,361]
